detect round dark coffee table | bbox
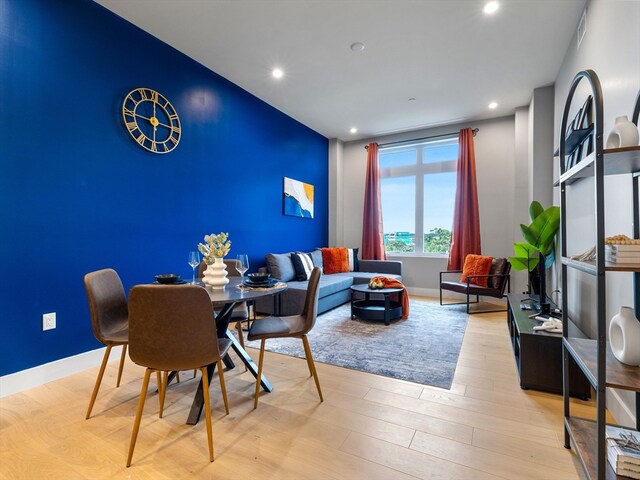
[350,283,403,325]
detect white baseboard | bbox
[406,287,441,298]
[407,287,507,305]
[0,346,119,398]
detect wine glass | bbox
[188,251,200,284]
[236,254,249,284]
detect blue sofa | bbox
[253,250,403,316]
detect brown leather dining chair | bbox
[126,284,231,467]
[83,268,129,419]
[247,266,323,409]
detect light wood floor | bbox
[0,298,595,479]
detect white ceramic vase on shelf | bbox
[606,115,640,149]
[609,306,640,366]
[202,257,229,289]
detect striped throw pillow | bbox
[291,252,315,281]
[347,248,359,272]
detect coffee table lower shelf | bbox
[351,300,402,325]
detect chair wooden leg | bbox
[127,368,152,467]
[236,321,245,349]
[236,321,248,371]
[200,367,214,462]
[86,345,112,419]
[159,371,168,418]
[116,344,127,388]
[254,339,266,409]
[302,335,323,402]
[217,360,229,415]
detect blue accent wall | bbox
[0,0,328,376]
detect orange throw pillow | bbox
[322,247,349,274]
[461,254,494,287]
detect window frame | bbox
[379,137,458,257]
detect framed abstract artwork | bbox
[283,177,314,218]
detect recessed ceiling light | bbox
[350,42,365,52]
[349,127,358,134]
[483,1,499,15]
[272,68,284,79]
[488,102,498,109]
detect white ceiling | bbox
[94,0,587,141]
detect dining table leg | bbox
[186,362,217,425]
[224,327,273,393]
[186,300,273,425]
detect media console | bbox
[507,293,590,399]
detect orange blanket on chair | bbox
[368,276,410,319]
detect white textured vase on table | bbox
[202,257,229,289]
[609,306,640,366]
[606,115,640,149]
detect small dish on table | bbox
[154,274,185,284]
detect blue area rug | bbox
[245,299,468,389]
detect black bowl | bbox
[155,274,181,284]
[247,273,270,284]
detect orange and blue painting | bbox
[283,177,314,218]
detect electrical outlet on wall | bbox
[43,312,56,331]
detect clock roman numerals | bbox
[122,88,181,154]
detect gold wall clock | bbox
[122,87,181,154]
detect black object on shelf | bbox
[554,125,594,158]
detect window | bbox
[380,138,458,255]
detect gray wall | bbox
[553,0,640,425]
[333,116,519,295]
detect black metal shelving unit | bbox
[560,71,640,479]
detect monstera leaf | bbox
[509,242,541,272]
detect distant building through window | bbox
[379,137,458,255]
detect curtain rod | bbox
[364,128,479,150]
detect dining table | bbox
[183,276,287,425]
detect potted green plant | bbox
[509,201,561,295]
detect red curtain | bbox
[447,128,481,270]
[361,142,387,260]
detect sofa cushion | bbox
[286,274,354,298]
[310,249,324,271]
[291,252,314,281]
[265,252,296,282]
[322,247,349,274]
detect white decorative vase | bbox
[609,306,640,366]
[202,257,229,290]
[606,115,640,149]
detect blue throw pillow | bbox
[265,253,295,282]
